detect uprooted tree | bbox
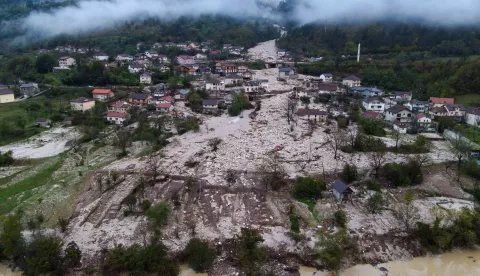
[257,151,287,191]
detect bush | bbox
[57,217,69,233]
[184,238,216,273]
[23,235,63,276]
[334,210,347,228]
[381,160,423,187]
[0,151,14,167]
[364,179,381,192]
[358,118,386,136]
[341,164,358,183]
[300,96,310,105]
[337,117,349,129]
[146,202,171,227]
[293,177,326,200]
[462,159,480,180]
[366,192,385,214]
[228,94,253,116]
[290,215,300,233]
[141,200,152,212]
[318,238,344,271]
[103,240,179,275]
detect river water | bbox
[1,250,480,275]
[300,249,480,276]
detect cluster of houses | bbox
[0,83,40,103]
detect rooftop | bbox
[92,89,113,94]
[0,89,13,95]
[343,75,361,81]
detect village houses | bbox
[128,63,146,74]
[430,97,454,107]
[0,89,14,104]
[320,73,333,83]
[156,103,174,113]
[350,87,383,97]
[384,105,414,123]
[92,89,115,102]
[216,62,238,74]
[59,56,76,67]
[128,93,152,106]
[244,81,261,94]
[106,112,130,125]
[116,54,134,62]
[109,101,130,113]
[202,99,219,114]
[415,113,432,126]
[362,97,385,113]
[342,75,361,87]
[71,97,95,111]
[20,83,39,97]
[176,55,196,65]
[406,99,429,113]
[394,91,413,101]
[93,53,109,61]
[278,67,296,77]
[206,79,225,91]
[296,109,328,121]
[224,74,243,86]
[140,71,153,85]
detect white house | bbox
[106,112,129,125]
[444,104,466,117]
[362,97,385,113]
[393,122,408,134]
[128,63,145,73]
[116,54,134,62]
[156,103,174,113]
[466,108,480,126]
[320,73,333,83]
[258,79,269,91]
[202,99,219,112]
[224,74,243,86]
[59,56,76,67]
[243,81,261,93]
[342,75,361,87]
[145,51,158,59]
[278,67,296,77]
[176,55,196,65]
[394,91,413,101]
[406,99,429,113]
[415,113,432,125]
[385,105,414,123]
[194,53,207,60]
[93,53,109,61]
[206,79,225,91]
[140,71,153,84]
[157,55,169,63]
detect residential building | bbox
[394,91,413,101]
[466,108,480,126]
[296,109,328,121]
[71,97,95,111]
[156,103,174,113]
[152,42,162,49]
[320,73,333,83]
[175,89,189,101]
[36,118,52,127]
[330,180,353,202]
[362,97,385,113]
[0,89,14,104]
[430,106,449,117]
[194,53,207,60]
[243,81,261,93]
[406,99,429,113]
[277,49,287,57]
[430,97,454,107]
[206,79,225,91]
[92,89,114,102]
[109,101,130,113]
[93,53,109,61]
[158,64,170,73]
[202,99,219,113]
[444,104,465,117]
[318,83,341,94]
[350,87,383,97]
[20,83,39,97]
[0,84,8,90]
[116,54,134,62]
[393,121,408,134]
[159,96,175,105]
[278,67,296,77]
[59,56,76,67]
[258,79,269,91]
[362,111,382,120]
[176,55,196,65]
[384,105,414,123]
[106,112,129,125]
[342,75,361,87]
[145,51,158,59]
[216,62,238,74]
[128,63,145,73]
[128,93,152,105]
[224,74,243,86]
[238,65,248,73]
[415,113,432,125]
[157,55,169,63]
[140,71,153,85]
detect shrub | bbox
[300,96,310,105]
[57,217,69,233]
[293,177,326,201]
[235,228,268,275]
[366,192,385,214]
[337,117,348,129]
[23,236,63,276]
[364,179,381,192]
[0,151,14,167]
[290,215,300,233]
[228,94,253,116]
[318,238,344,271]
[381,160,423,187]
[141,200,152,212]
[184,238,216,272]
[358,118,386,137]
[146,202,171,227]
[462,159,480,180]
[334,210,347,228]
[341,164,358,183]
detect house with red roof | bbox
[415,113,432,125]
[156,103,174,113]
[106,112,129,125]
[92,89,114,102]
[160,96,175,104]
[429,97,454,107]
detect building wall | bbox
[466,113,480,126]
[71,101,95,111]
[0,94,14,103]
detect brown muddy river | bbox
[1,250,480,275]
[300,249,480,276]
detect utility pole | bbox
[357,43,361,63]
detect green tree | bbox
[0,214,24,258]
[184,238,216,272]
[236,228,267,275]
[366,192,385,214]
[24,236,63,276]
[146,201,171,227]
[293,176,326,200]
[35,54,56,74]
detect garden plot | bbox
[0,126,80,159]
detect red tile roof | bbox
[161,96,174,103]
[156,103,172,109]
[107,112,129,118]
[429,97,454,105]
[92,89,113,95]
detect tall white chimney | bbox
[357,43,361,63]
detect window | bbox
[397,114,400,118]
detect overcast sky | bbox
[21,0,480,38]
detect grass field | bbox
[455,94,480,107]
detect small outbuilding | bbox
[330,180,353,202]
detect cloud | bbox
[21,0,480,38]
